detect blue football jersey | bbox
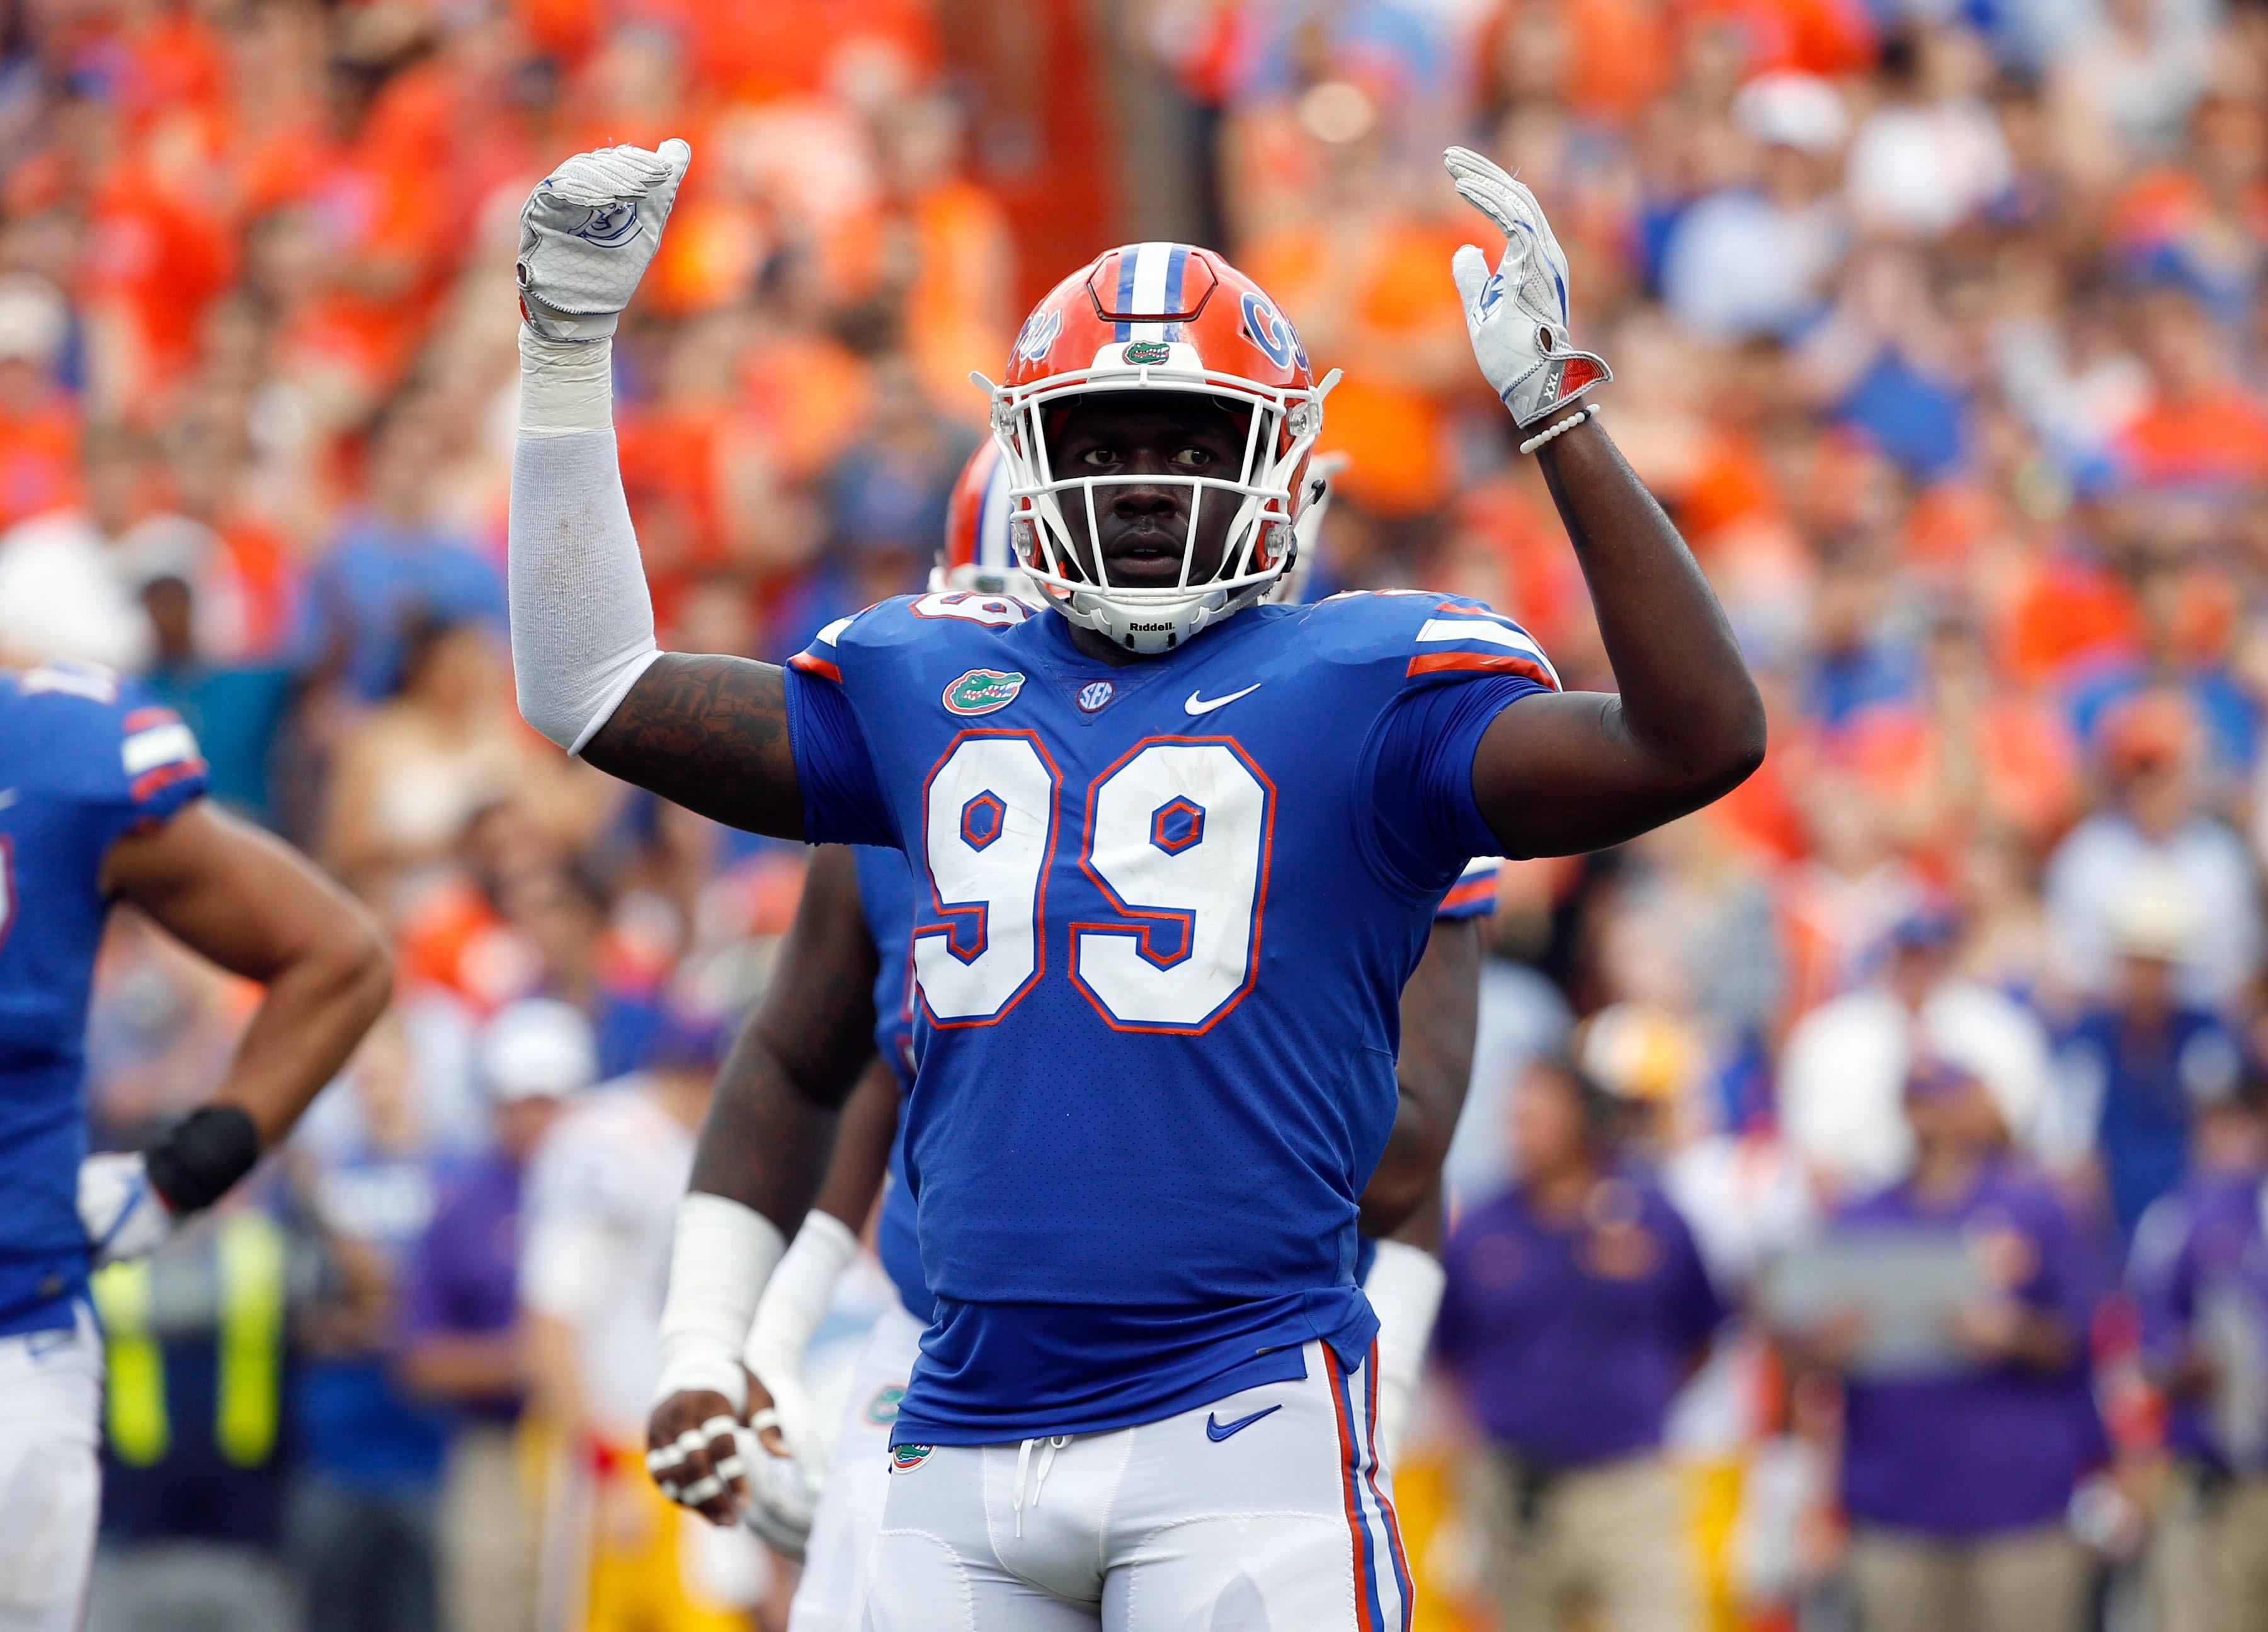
[784,589,1555,1444]
[0,662,210,1335]
[857,843,1498,1330]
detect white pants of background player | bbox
[0,1309,103,1632]
[789,1301,927,1632]
[862,1338,1412,1632]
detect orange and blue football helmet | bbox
[979,243,1340,654]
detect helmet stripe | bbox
[1163,243,1190,341]
[1127,241,1176,342]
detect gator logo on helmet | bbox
[1123,340,1171,365]
[890,1444,934,1473]
[942,668,1026,716]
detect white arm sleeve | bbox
[509,327,663,755]
[1364,1238,1447,1466]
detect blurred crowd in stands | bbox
[12,0,2268,1627]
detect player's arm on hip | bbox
[1469,416,1766,857]
[652,846,879,1519]
[690,845,882,1223]
[103,801,392,1149]
[1360,913,1481,1239]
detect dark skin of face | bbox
[1046,392,1249,666]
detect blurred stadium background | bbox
[14,0,2268,1628]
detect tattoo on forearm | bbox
[583,654,802,837]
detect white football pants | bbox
[0,1310,103,1632]
[861,1340,1411,1632]
[790,1301,927,1632]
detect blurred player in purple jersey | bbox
[704,447,1496,1628]
[0,658,391,1630]
[510,137,1762,1629]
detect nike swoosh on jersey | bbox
[0,789,14,811]
[1204,1403,1282,1442]
[1183,684,1262,716]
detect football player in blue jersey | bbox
[702,445,1496,1629]
[509,137,1762,1629]
[0,659,391,1631]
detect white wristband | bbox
[1364,1238,1448,1465]
[518,326,614,437]
[654,1193,787,1414]
[744,1209,859,1379]
[1519,402,1600,456]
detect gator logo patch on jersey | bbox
[943,669,1025,716]
[889,1443,933,1473]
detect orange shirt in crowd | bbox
[1838,695,2080,864]
[1243,219,1469,518]
[2119,385,2268,488]
[1676,0,1876,76]
[1994,549,2143,688]
[624,0,938,100]
[739,331,876,483]
[901,181,1017,423]
[81,161,238,394]
[0,391,82,530]
[1476,0,1676,126]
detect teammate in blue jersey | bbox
[509,137,1762,1629]
[0,659,390,1630]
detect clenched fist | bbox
[516,140,691,342]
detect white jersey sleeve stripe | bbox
[121,722,199,776]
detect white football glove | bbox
[516,139,692,341]
[737,1420,819,1560]
[1444,146,1610,431]
[78,1151,178,1266]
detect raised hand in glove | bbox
[516,139,692,341]
[1444,146,1610,431]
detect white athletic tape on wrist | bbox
[653,1194,786,1415]
[745,1209,858,1373]
[1519,402,1600,456]
[678,1473,725,1507]
[518,328,615,436]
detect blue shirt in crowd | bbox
[2063,1005,2241,1241]
[302,513,506,700]
[1434,1168,1725,1467]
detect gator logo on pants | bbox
[890,1443,933,1474]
